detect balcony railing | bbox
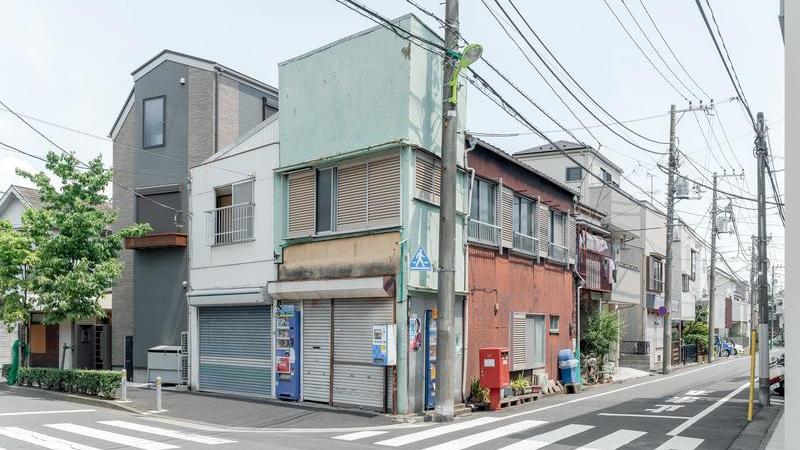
[467,219,501,248]
[206,202,254,246]
[578,250,613,291]
[548,242,568,264]
[512,231,539,257]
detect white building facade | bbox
[187,116,278,397]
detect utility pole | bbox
[436,0,459,423]
[750,236,757,337]
[708,172,718,364]
[756,112,770,406]
[663,105,677,374]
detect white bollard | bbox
[155,376,162,411]
[120,370,127,402]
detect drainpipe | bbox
[462,137,477,400]
[574,270,586,384]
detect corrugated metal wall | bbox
[198,306,272,397]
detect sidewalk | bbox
[124,385,398,429]
[765,414,784,449]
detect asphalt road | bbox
[0,356,772,449]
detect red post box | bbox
[479,347,509,411]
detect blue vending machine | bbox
[275,304,301,400]
[424,309,438,410]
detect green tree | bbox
[683,305,709,350]
[582,310,622,369]
[16,151,150,325]
[0,219,36,365]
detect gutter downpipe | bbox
[574,269,586,385]
[462,164,476,401]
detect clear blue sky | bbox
[0,0,785,279]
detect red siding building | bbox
[466,137,578,384]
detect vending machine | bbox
[275,304,300,400]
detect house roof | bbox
[0,184,112,216]
[467,135,579,197]
[109,49,279,139]
[514,140,624,174]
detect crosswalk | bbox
[332,416,707,450]
[0,420,235,450]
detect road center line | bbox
[666,382,750,436]
[503,358,744,421]
[0,409,95,417]
[598,413,691,420]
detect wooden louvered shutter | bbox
[415,152,441,204]
[538,203,550,258]
[367,154,401,227]
[287,170,315,238]
[501,187,514,248]
[511,312,527,370]
[337,163,368,231]
[567,214,576,265]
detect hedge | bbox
[16,367,122,399]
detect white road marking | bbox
[0,409,95,417]
[376,417,501,447]
[142,415,428,434]
[644,405,684,413]
[598,413,690,419]
[667,382,749,436]
[503,357,744,420]
[499,424,594,449]
[100,420,235,445]
[0,427,100,450]
[45,423,178,450]
[654,435,705,450]
[421,420,546,450]
[333,430,389,441]
[575,429,646,449]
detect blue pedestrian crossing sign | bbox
[410,246,432,271]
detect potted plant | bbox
[511,375,530,396]
[469,377,489,407]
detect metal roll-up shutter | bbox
[198,306,272,397]
[333,299,393,411]
[302,299,332,403]
[287,170,315,238]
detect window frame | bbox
[315,167,337,234]
[550,210,565,245]
[690,249,698,280]
[682,273,690,293]
[601,168,612,183]
[549,315,560,334]
[648,255,665,292]
[513,194,536,237]
[470,178,496,225]
[142,95,166,149]
[565,166,583,182]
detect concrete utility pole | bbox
[756,112,770,406]
[708,172,718,364]
[663,104,677,374]
[435,0,459,423]
[750,236,757,336]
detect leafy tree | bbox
[683,305,709,349]
[0,151,150,367]
[582,310,622,369]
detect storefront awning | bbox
[267,276,395,300]
[187,287,269,307]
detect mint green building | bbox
[266,15,468,413]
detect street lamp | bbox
[447,43,483,104]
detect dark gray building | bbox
[109,50,278,378]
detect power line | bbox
[635,0,712,100]
[618,0,701,102]
[601,0,691,102]
[0,140,49,163]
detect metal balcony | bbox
[578,250,613,292]
[206,202,255,246]
[548,242,569,264]
[467,219,501,248]
[512,231,539,257]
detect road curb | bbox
[729,404,783,450]
[0,383,146,415]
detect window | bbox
[549,315,560,333]
[550,210,565,245]
[690,249,698,280]
[210,180,254,245]
[316,168,336,233]
[648,256,664,292]
[262,97,277,121]
[513,195,536,237]
[143,96,165,148]
[565,166,583,182]
[682,274,690,293]
[511,313,546,370]
[601,168,612,183]
[470,178,495,224]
